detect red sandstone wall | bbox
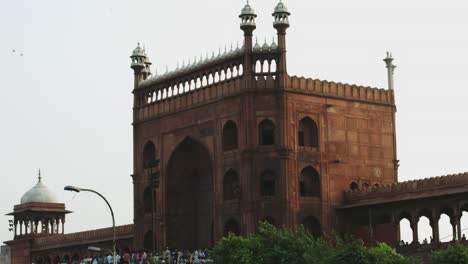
[132,79,396,249]
[285,93,396,232]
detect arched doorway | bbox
[166,137,213,249]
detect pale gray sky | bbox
[1,0,468,245]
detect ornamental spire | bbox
[38,169,42,182]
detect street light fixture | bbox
[64,185,116,264]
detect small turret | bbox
[239,1,257,35]
[272,1,290,87]
[239,1,257,87]
[273,0,290,30]
[383,52,396,90]
[130,43,151,90]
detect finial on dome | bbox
[38,169,42,182]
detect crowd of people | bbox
[82,248,212,264]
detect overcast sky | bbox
[1,0,468,245]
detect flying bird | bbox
[12,49,24,56]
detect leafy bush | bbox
[211,222,417,264]
[432,243,468,264]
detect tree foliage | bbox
[432,243,468,264]
[211,222,417,264]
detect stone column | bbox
[451,220,457,241]
[411,215,419,244]
[431,214,440,243]
[412,223,419,244]
[52,218,55,234]
[368,208,375,245]
[14,220,18,237]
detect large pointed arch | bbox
[166,137,213,249]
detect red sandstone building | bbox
[3,2,468,263]
[130,1,397,250]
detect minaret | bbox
[239,1,257,87]
[383,52,399,183]
[130,43,150,90]
[272,1,290,88]
[383,52,396,90]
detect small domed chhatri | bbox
[240,1,256,16]
[239,0,257,30]
[132,43,146,57]
[274,0,289,14]
[20,170,59,204]
[273,0,290,28]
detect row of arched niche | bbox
[141,59,280,106]
[140,164,321,215]
[140,117,321,207]
[220,117,319,150]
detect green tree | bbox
[211,233,257,264]
[368,243,417,264]
[212,222,416,264]
[331,239,370,264]
[432,243,468,264]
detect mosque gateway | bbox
[4,1,468,263]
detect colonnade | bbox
[14,216,65,237]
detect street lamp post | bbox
[64,186,116,264]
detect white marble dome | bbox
[132,43,146,57]
[274,2,289,14]
[20,175,59,204]
[241,3,256,16]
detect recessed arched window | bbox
[143,187,154,214]
[298,117,318,147]
[222,121,238,151]
[303,216,322,237]
[223,169,240,201]
[258,119,275,146]
[223,218,240,236]
[350,182,359,191]
[143,141,156,169]
[261,170,276,197]
[300,167,320,197]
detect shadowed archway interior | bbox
[166,137,213,249]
